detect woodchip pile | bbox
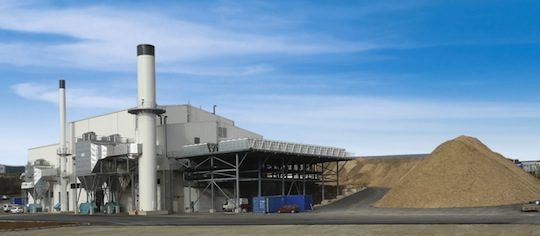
[373,136,540,208]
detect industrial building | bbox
[518,160,540,176]
[21,44,351,215]
[0,164,25,174]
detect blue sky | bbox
[1,0,539,165]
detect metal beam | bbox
[336,161,340,197]
[287,180,295,195]
[321,163,325,202]
[187,159,192,213]
[235,153,240,213]
[191,182,211,208]
[210,156,214,213]
[281,157,285,195]
[302,163,306,195]
[213,156,236,169]
[212,181,231,200]
[258,157,262,197]
[193,157,211,169]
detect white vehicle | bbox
[222,198,249,212]
[3,204,14,212]
[521,200,540,212]
[10,205,24,214]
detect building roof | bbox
[169,138,353,162]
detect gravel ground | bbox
[0,221,77,231]
[2,224,540,236]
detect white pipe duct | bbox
[129,44,165,212]
[58,80,68,212]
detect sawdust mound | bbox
[338,158,422,188]
[374,136,540,208]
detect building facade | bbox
[23,104,261,213]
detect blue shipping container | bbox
[283,195,313,212]
[10,197,23,205]
[304,195,313,211]
[252,197,267,213]
[253,195,313,213]
[267,195,286,213]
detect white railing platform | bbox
[171,138,353,160]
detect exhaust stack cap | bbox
[137,44,155,56]
[59,80,65,89]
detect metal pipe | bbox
[163,115,172,213]
[71,121,78,214]
[58,80,68,212]
[131,173,135,212]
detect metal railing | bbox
[174,138,352,159]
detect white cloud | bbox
[209,94,540,159]
[219,95,540,126]
[0,3,381,74]
[160,64,274,77]
[11,82,133,109]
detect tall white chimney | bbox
[58,80,68,212]
[128,44,165,213]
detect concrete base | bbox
[129,210,168,216]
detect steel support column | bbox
[336,161,340,197]
[257,158,262,197]
[187,159,192,212]
[210,156,215,213]
[302,163,306,195]
[281,157,285,195]
[321,163,325,202]
[235,153,240,213]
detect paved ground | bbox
[3,225,540,236]
[2,211,539,225]
[0,221,75,230]
[0,187,538,226]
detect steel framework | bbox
[174,149,351,213]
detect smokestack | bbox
[129,44,165,213]
[58,79,68,212]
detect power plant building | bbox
[24,105,261,213]
[22,44,351,215]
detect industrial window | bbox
[194,137,200,144]
[218,127,227,138]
